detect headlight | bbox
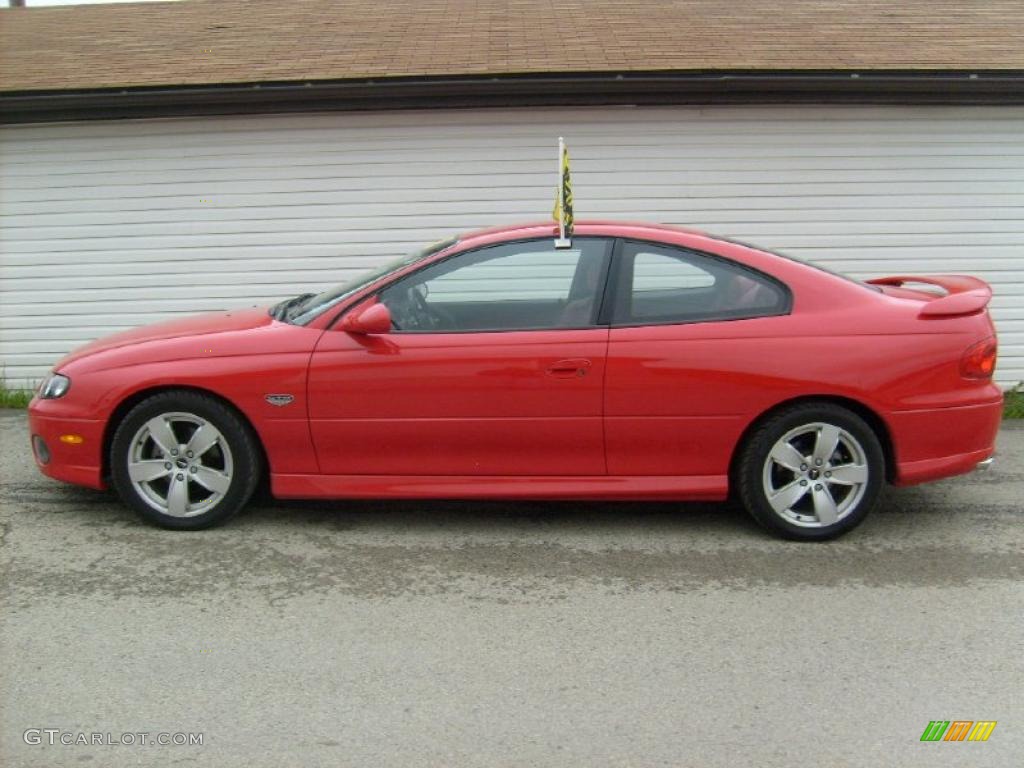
[38,373,71,399]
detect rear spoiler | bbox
[866,275,993,318]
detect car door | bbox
[308,237,613,476]
[604,239,791,477]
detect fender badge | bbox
[265,394,294,407]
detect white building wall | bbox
[1,105,1021,386]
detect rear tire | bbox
[737,403,884,541]
[110,390,260,530]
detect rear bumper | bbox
[888,398,1001,486]
[27,404,106,490]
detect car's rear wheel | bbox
[110,391,260,529]
[737,403,884,540]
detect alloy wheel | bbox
[127,411,234,518]
[761,421,869,528]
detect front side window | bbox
[379,238,612,332]
[614,241,789,325]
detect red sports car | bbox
[28,221,1001,540]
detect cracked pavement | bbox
[1,410,1022,767]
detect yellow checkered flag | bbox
[552,137,573,241]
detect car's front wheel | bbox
[737,403,884,540]
[110,391,260,529]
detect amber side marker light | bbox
[59,434,85,445]
[961,338,997,379]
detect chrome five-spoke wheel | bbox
[762,422,868,528]
[128,412,234,518]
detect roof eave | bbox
[3,70,1024,124]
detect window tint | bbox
[633,251,716,294]
[379,238,611,332]
[427,249,580,302]
[615,241,788,325]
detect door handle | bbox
[546,358,592,378]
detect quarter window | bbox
[614,241,788,325]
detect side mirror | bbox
[339,301,392,335]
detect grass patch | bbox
[1005,384,1024,419]
[0,384,34,409]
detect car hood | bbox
[56,307,273,369]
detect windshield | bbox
[283,237,458,325]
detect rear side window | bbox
[633,251,716,294]
[614,241,789,325]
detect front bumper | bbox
[27,403,106,490]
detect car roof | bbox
[456,220,714,248]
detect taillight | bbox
[960,337,997,379]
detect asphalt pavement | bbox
[1,410,1021,767]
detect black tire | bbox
[110,390,261,530]
[736,402,884,541]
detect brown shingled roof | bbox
[1,0,1022,94]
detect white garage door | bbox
[1,105,1022,387]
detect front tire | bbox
[737,403,884,541]
[110,390,260,529]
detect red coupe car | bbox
[28,221,1001,540]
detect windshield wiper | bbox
[270,293,314,322]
